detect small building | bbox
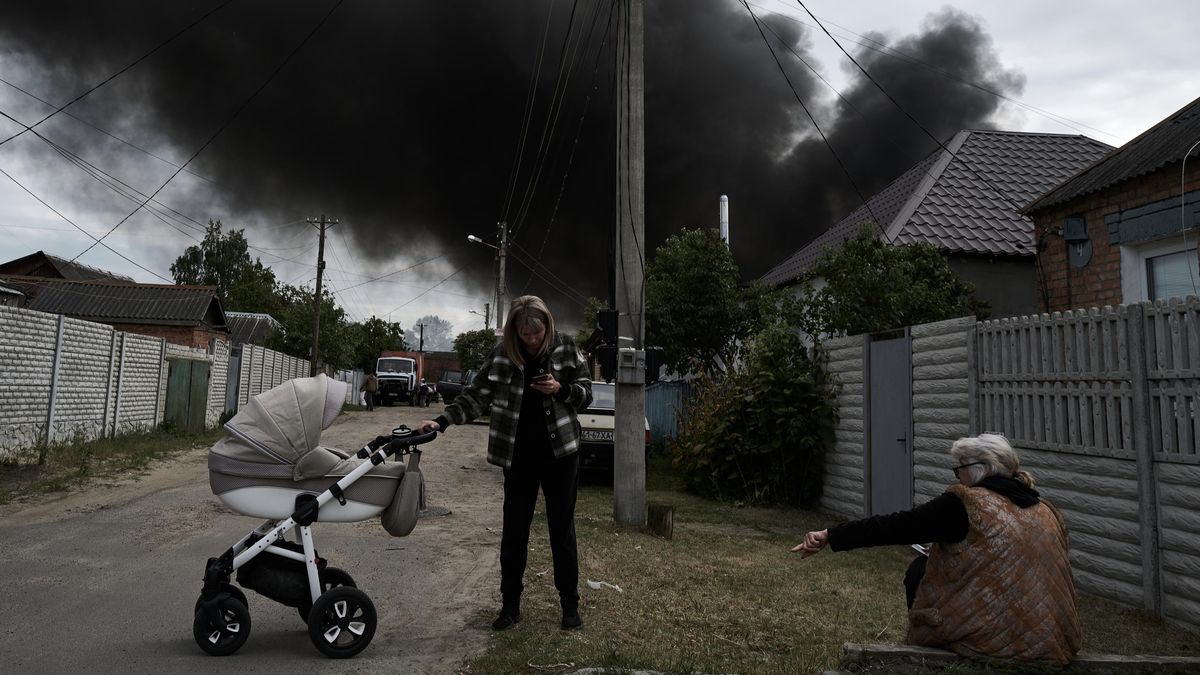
[0,276,228,349]
[760,129,1112,319]
[0,250,134,283]
[1025,95,1200,311]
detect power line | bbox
[0,0,239,148]
[70,0,347,262]
[383,267,465,316]
[501,0,558,224]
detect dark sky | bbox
[0,0,1023,326]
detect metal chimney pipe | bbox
[719,194,729,245]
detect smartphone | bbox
[534,373,553,383]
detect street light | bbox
[468,224,508,330]
[468,308,489,328]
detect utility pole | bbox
[613,0,646,526]
[495,221,509,330]
[307,214,337,376]
[484,302,491,329]
[417,323,426,352]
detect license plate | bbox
[581,430,613,442]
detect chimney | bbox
[719,195,729,245]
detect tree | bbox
[265,283,355,370]
[454,328,498,370]
[802,223,988,337]
[171,220,278,312]
[405,315,454,351]
[573,296,607,346]
[646,228,754,374]
[348,316,408,371]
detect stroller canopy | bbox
[215,374,347,472]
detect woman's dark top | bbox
[827,476,1040,552]
[514,346,551,454]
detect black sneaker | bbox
[492,608,521,631]
[560,610,583,630]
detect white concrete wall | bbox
[820,334,865,520]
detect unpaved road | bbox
[0,405,504,674]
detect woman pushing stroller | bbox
[420,295,593,631]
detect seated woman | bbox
[794,433,1082,665]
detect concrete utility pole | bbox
[417,323,426,352]
[495,221,509,330]
[613,0,646,526]
[307,214,337,376]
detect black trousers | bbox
[499,447,580,609]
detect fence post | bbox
[967,320,979,435]
[154,338,167,428]
[1126,302,1162,614]
[102,330,117,438]
[44,314,66,447]
[113,334,126,437]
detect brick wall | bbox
[1033,162,1200,313]
[108,322,227,350]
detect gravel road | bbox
[0,404,503,674]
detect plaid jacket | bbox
[440,333,593,468]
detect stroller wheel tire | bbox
[297,567,357,622]
[193,596,251,656]
[307,587,376,658]
[194,584,248,615]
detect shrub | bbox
[671,323,837,506]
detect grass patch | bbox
[465,456,1196,674]
[0,427,221,505]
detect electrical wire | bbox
[0,0,239,148]
[383,267,465,316]
[742,0,884,240]
[501,0,558,224]
[70,0,347,263]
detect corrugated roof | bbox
[225,311,282,345]
[0,250,134,282]
[2,277,225,327]
[759,129,1112,287]
[1026,95,1200,212]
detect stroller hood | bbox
[219,374,347,466]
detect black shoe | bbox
[492,608,521,631]
[560,610,583,630]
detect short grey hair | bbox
[950,433,1027,486]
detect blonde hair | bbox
[950,433,1035,488]
[502,295,555,365]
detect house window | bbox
[1146,249,1200,300]
[1120,234,1200,303]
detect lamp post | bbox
[467,223,508,330]
[468,304,490,329]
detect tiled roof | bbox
[1,276,225,327]
[759,129,1113,287]
[1026,95,1200,212]
[225,311,282,345]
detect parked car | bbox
[578,382,649,471]
[438,368,477,404]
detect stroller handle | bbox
[385,425,438,449]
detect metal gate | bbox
[867,332,912,516]
[165,359,211,433]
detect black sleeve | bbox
[827,492,968,552]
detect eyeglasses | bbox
[952,461,987,476]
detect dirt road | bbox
[0,404,503,674]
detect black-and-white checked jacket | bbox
[439,333,593,468]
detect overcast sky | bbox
[0,0,1196,333]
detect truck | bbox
[374,351,424,406]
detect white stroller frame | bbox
[195,426,436,659]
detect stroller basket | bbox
[236,540,326,608]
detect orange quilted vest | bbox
[906,483,1082,665]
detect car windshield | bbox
[441,369,461,382]
[378,358,413,374]
[589,383,615,410]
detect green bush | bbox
[671,323,837,506]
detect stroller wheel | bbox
[307,587,376,658]
[297,567,357,622]
[193,595,251,656]
[194,584,248,615]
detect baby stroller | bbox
[194,374,435,658]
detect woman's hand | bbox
[790,529,829,559]
[530,376,561,396]
[417,420,442,434]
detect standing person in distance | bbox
[361,371,377,411]
[418,295,593,631]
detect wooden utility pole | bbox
[308,214,337,376]
[613,0,646,526]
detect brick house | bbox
[760,129,1111,319]
[0,250,134,285]
[1025,95,1200,311]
